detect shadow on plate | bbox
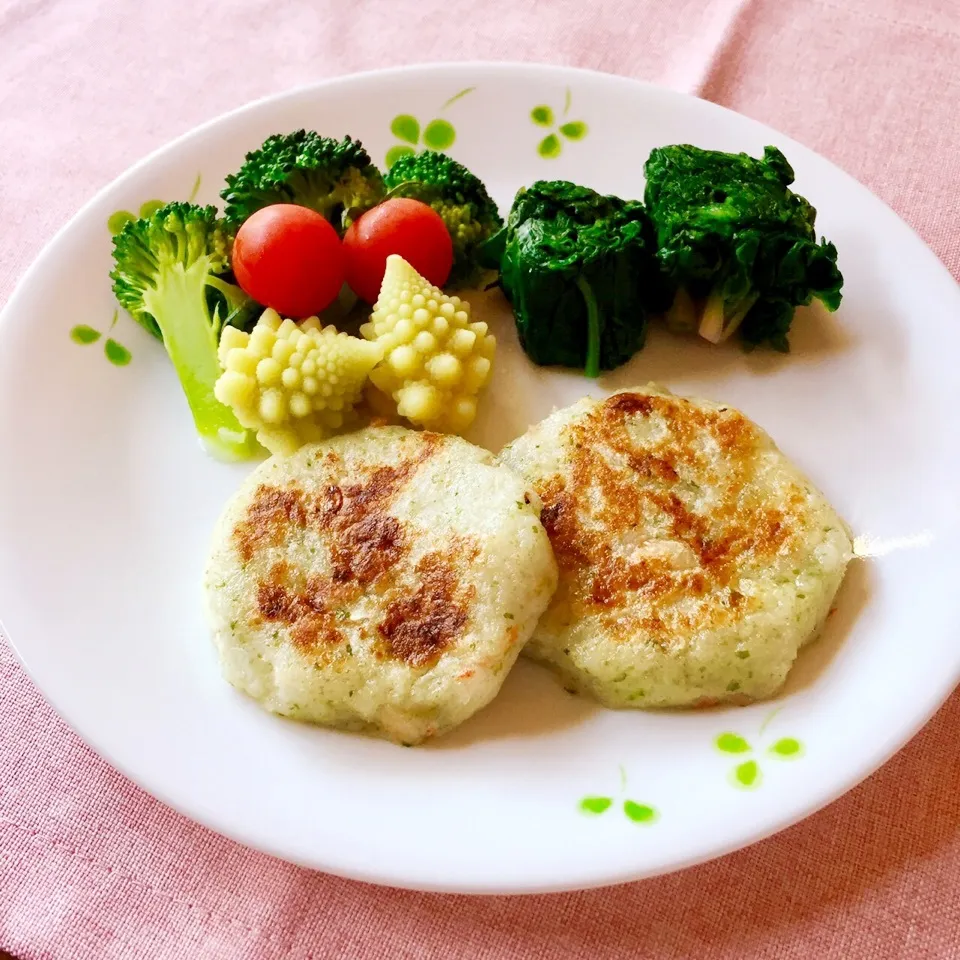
[780,554,873,696]
[603,299,853,390]
[278,558,868,756]
[425,657,599,749]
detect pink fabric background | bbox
[2,0,959,957]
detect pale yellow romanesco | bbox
[215,309,382,456]
[360,255,495,433]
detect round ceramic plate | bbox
[1,63,958,895]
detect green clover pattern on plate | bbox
[106,173,201,236]
[579,765,659,825]
[716,710,804,789]
[531,87,588,158]
[385,87,476,168]
[70,312,131,367]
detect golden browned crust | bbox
[534,390,810,645]
[330,514,404,586]
[378,546,478,667]
[237,433,479,667]
[233,486,307,562]
[256,561,344,652]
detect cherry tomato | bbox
[233,204,345,318]
[343,198,453,304]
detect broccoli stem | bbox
[142,258,257,461]
[576,275,601,378]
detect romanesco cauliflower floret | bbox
[360,255,495,433]
[215,308,382,456]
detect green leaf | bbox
[734,760,761,789]
[70,325,101,345]
[769,737,803,758]
[531,105,554,126]
[623,800,658,824]
[716,732,750,754]
[559,121,588,141]
[390,114,420,145]
[422,119,455,150]
[476,227,506,269]
[579,796,612,815]
[385,144,416,169]
[538,134,562,159]
[104,339,132,366]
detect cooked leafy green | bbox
[493,181,669,377]
[643,144,843,350]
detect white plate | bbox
[1,63,958,895]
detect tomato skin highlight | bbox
[343,198,453,303]
[233,204,345,319]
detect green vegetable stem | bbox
[110,202,260,461]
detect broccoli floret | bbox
[644,144,843,350]
[383,151,503,285]
[221,130,384,231]
[494,180,669,377]
[111,202,258,460]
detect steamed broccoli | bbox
[494,180,669,377]
[383,151,502,284]
[644,144,843,350]
[111,202,258,460]
[221,130,384,231]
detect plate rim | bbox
[1,60,959,895]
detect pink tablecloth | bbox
[2,1,959,957]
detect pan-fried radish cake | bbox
[205,426,558,744]
[498,385,852,708]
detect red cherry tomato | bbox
[342,198,453,304]
[233,204,345,318]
